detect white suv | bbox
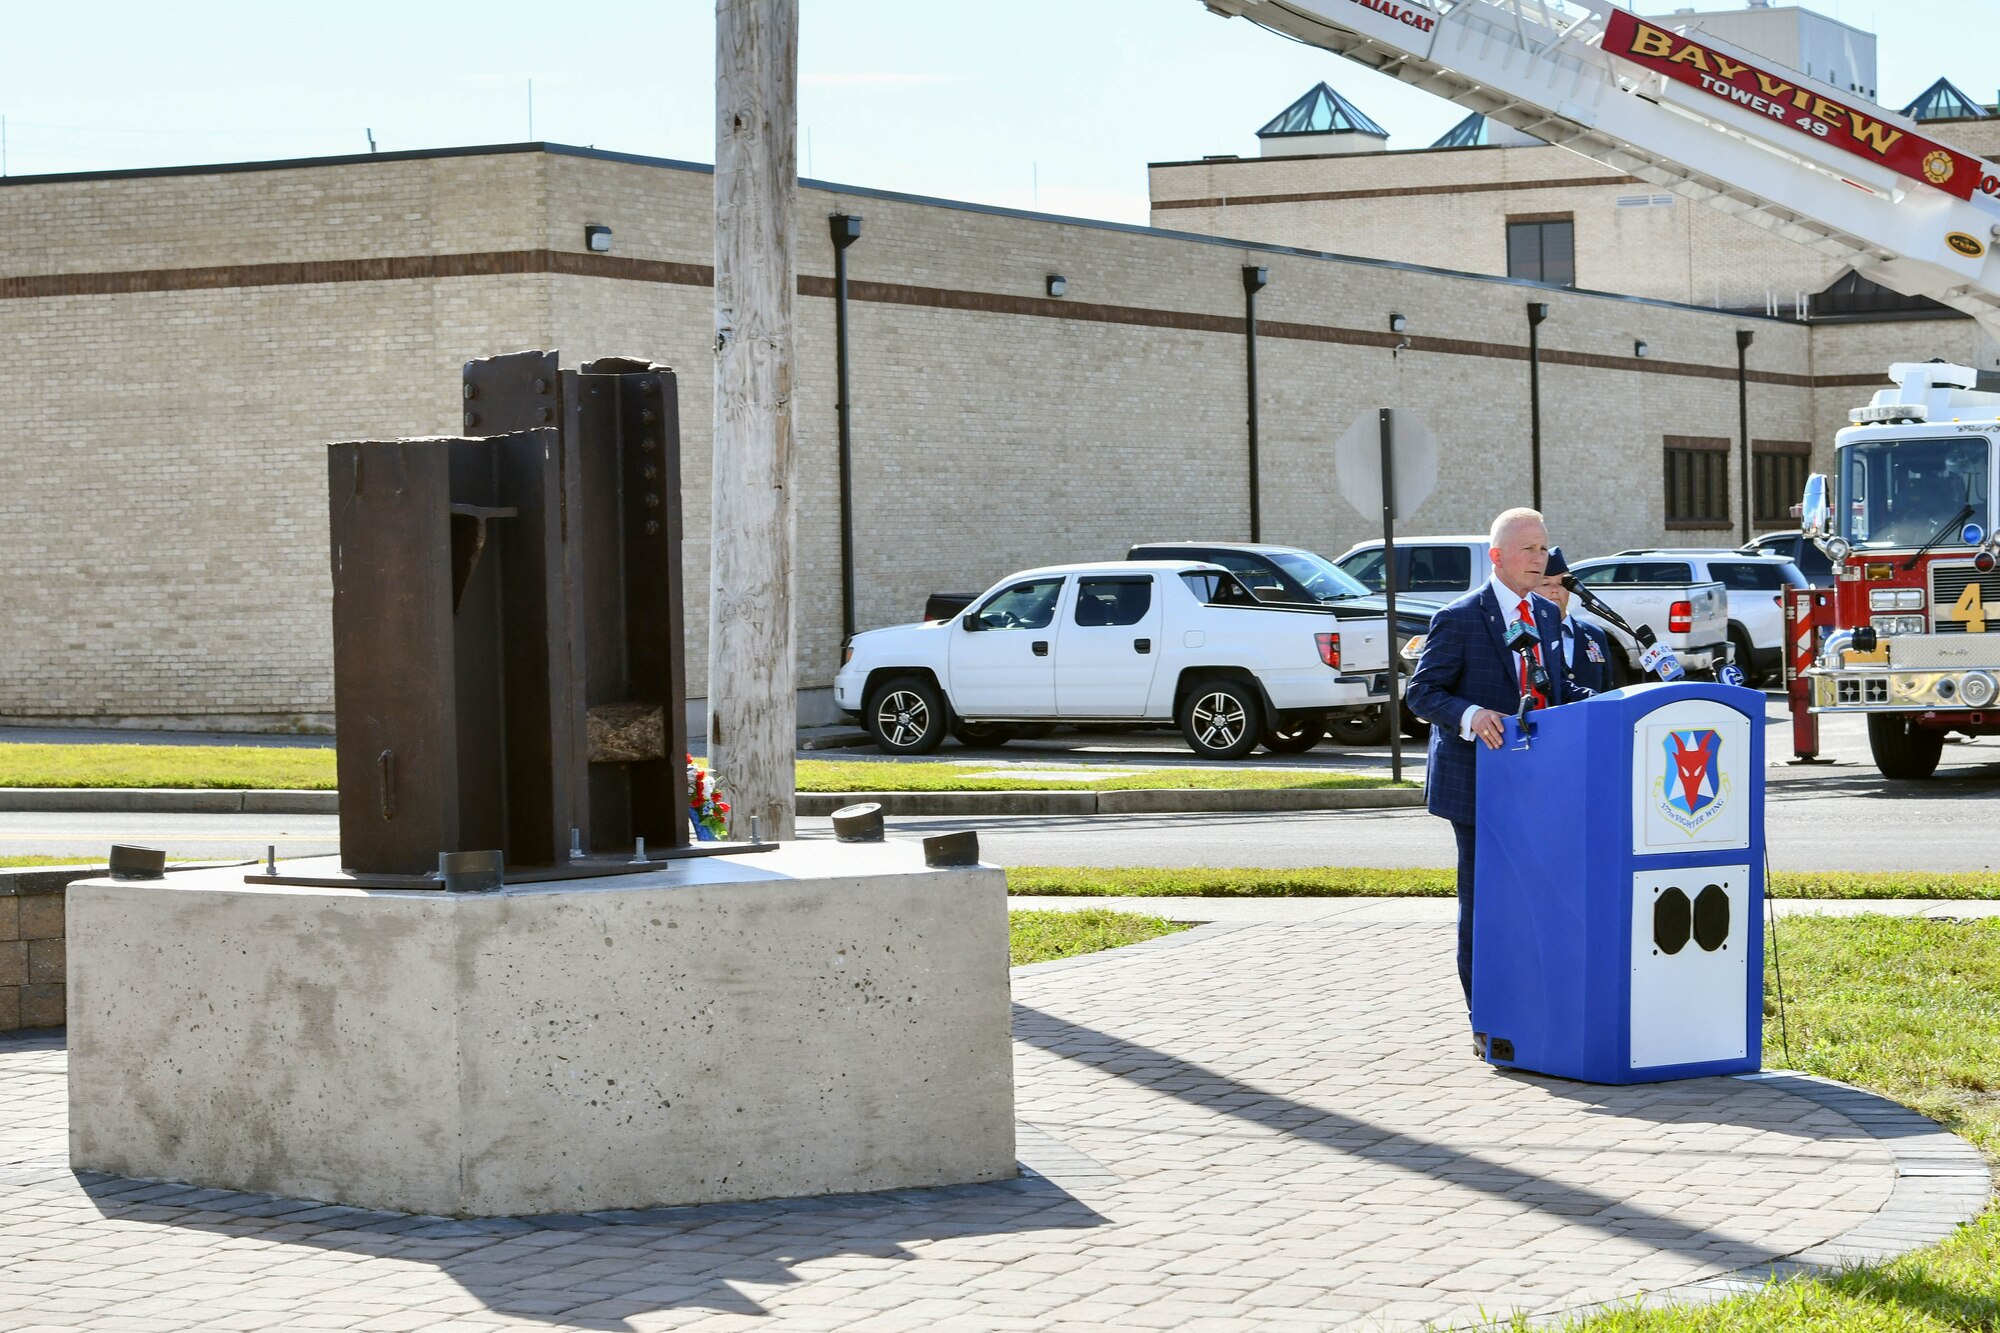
[1606,549,1809,683]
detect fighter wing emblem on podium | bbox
[1659,729,1728,832]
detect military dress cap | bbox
[1545,545,1571,578]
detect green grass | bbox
[0,743,335,790]
[1503,914,2000,1332]
[0,745,1404,793]
[0,856,98,868]
[794,758,1403,793]
[1005,866,2000,901]
[1007,907,1190,966]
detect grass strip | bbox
[0,745,1404,793]
[1005,866,2000,901]
[0,743,335,791]
[1007,907,1190,966]
[1518,914,2000,1331]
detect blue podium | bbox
[1472,682,1765,1083]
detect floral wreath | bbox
[687,755,730,841]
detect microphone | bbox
[1505,618,1553,700]
[1633,625,1686,683]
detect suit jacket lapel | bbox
[1478,584,1513,665]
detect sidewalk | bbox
[0,908,1986,1330]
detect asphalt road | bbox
[5,702,1996,872]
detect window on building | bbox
[1506,216,1575,287]
[1663,435,1732,529]
[1753,440,1812,525]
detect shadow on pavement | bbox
[1012,1000,1858,1273]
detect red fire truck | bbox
[1786,363,2000,778]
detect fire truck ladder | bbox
[1200,0,2000,336]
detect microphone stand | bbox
[1560,575,1678,684]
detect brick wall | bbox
[0,870,80,1032]
[0,145,1850,727]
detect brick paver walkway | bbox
[0,913,1988,1331]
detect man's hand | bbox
[1468,708,1507,750]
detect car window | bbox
[1402,546,1473,593]
[1180,570,1260,606]
[1266,550,1372,600]
[1074,577,1153,627]
[1208,553,1287,595]
[973,578,1063,630]
[1574,562,1691,585]
[1709,561,1785,592]
[1338,549,1386,592]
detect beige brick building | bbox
[0,142,1957,729]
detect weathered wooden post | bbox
[711,0,799,838]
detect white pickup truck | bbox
[1566,556,1731,684]
[835,561,1390,759]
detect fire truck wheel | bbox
[1866,714,1944,780]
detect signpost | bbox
[1334,407,1438,781]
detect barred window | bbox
[1664,435,1732,529]
[1753,440,1812,525]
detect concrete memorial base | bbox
[66,842,1015,1217]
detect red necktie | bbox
[1517,598,1546,709]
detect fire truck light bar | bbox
[1851,404,1929,424]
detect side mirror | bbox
[1800,473,1831,540]
[960,612,982,632]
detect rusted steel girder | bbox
[324,351,701,882]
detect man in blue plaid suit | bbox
[1406,509,1573,1016]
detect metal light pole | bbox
[1526,301,1549,511]
[1243,265,1268,542]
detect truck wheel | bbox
[1328,707,1392,746]
[1400,711,1430,741]
[1867,714,1943,780]
[1261,717,1325,754]
[865,676,947,755]
[950,719,1013,749]
[1180,679,1264,760]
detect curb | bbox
[1,786,1422,817]
[0,788,338,814]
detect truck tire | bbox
[865,675,947,755]
[1179,678,1264,760]
[950,718,1013,749]
[1260,717,1325,754]
[1328,707,1391,746]
[1867,714,1944,780]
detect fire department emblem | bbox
[1658,728,1730,833]
[1924,150,1956,186]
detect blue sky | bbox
[2,1,1991,224]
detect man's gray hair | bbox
[1489,507,1546,549]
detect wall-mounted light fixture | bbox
[1046,274,1067,298]
[584,225,613,253]
[1634,340,1650,358]
[1389,313,1407,334]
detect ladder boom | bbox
[1202,0,2000,335]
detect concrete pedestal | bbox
[66,842,1015,1217]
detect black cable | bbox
[1765,845,1793,1068]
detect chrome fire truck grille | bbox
[1929,562,2000,634]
